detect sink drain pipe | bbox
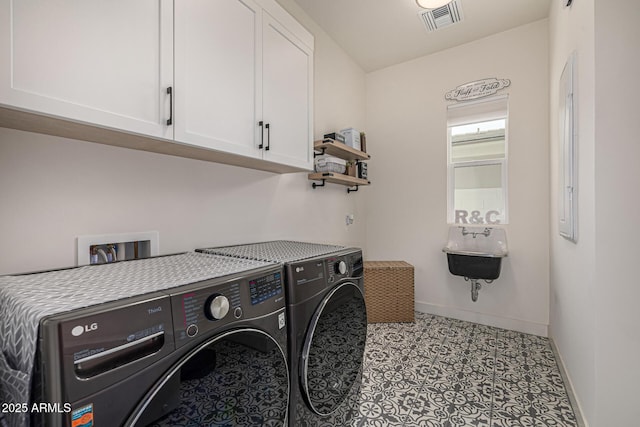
[464,277,493,302]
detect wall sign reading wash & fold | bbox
[446,78,511,101]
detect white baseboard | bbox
[415,300,549,337]
[549,336,589,427]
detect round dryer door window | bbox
[129,329,289,427]
[301,282,367,415]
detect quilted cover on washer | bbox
[198,240,346,263]
[0,252,274,427]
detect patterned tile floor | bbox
[353,312,579,427]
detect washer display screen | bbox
[249,272,283,305]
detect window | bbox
[447,96,508,224]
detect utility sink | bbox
[443,227,508,301]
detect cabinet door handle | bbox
[166,87,173,126]
[265,123,270,151]
[258,121,264,149]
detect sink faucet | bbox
[461,227,492,238]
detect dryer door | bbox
[301,281,367,415]
[128,329,289,426]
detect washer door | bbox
[301,281,367,415]
[128,329,289,427]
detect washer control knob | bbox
[186,324,198,337]
[206,294,230,320]
[335,261,347,275]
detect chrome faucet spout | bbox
[461,227,492,238]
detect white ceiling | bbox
[293,0,551,72]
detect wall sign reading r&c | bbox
[455,210,501,225]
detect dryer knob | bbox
[335,261,347,275]
[206,295,230,320]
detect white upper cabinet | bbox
[0,0,313,172]
[174,0,261,158]
[0,0,173,139]
[174,0,314,170]
[261,11,313,170]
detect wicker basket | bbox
[364,261,414,323]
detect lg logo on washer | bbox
[71,323,98,337]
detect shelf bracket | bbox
[313,147,326,158]
[311,180,326,189]
[347,185,359,193]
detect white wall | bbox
[548,0,596,423]
[0,2,367,275]
[550,1,640,425]
[593,0,640,425]
[364,20,550,336]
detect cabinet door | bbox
[261,12,313,170]
[174,0,262,159]
[0,0,173,139]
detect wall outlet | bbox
[77,231,159,266]
[346,214,355,226]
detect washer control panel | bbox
[171,266,285,348]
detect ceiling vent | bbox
[418,0,464,32]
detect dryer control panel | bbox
[285,249,363,305]
[326,256,348,284]
[171,266,285,348]
[326,251,362,283]
[325,250,363,284]
[349,251,364,277]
